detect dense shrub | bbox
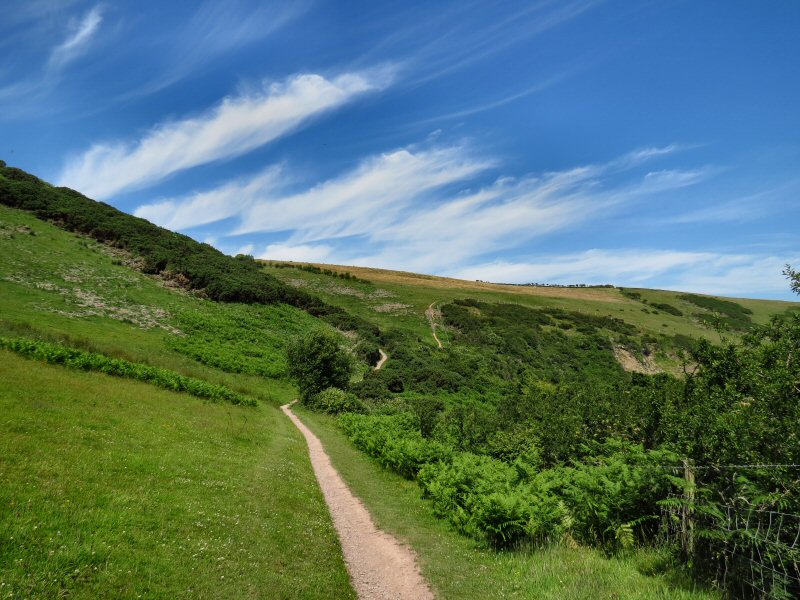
[441,300,628,385]
[340,411,678,549]
[651,303,683,316]
[340,413,452,479]
[287,331,352,402]
[312,387,367,415]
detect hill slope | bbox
[2,162,796,598]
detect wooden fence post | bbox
[682,458,695,558]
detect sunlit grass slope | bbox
[0,351,355,599]
[261,261,798,357]
[0,202,359,597]
[0,204,328,401]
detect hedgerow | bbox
[0,336,255,406]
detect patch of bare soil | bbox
[613,346,662,374]
[0,223,35,238]
[99,244,204,297]
[372,302,411,314]
[282,402,434,600]
[367,289,395,299]
[326,283,367,298]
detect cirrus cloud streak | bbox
[59,71,391,199]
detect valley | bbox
[1,163,798,598]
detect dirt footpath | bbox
[425,302,443,349]
[281,402,434,600]
[374,348,388,370]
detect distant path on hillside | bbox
[374,348,388,370]
[425,302,444,349]
[281,401,434,600]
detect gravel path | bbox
[425,302,443,349]
[374,348,388,370]
[281,401,434,600]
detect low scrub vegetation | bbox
[268,261,372,284]
[679,293,753,331]
[299,290,800,596]
[0,336,255,405]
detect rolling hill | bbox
[1,162,797,598]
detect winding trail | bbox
[374,348,388,371]
[281,401,434,600]
[425,302,443,349]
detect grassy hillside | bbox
[0,203,322,400]
[1,161,796,598]
[262,261,795,354]
[0,162,382,362]
[0,200,365,597]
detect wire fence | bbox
[659,463,800,599]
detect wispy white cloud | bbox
[0,4,104,111]
[638,168,712,193]
[49,5,103,69]
[411,73,572,125]
[134,138,796,297]
[135,165,284,230]
[126,0,312,99]
[662,180,800,225]
[234,243,256,256]
[450,249,716,284]
[60,71,391,198]
[235,145,494,239]
[258,243,334,263]
[141,142,702,274]
[400,0,602,86]
[449,250,799,298]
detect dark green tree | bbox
[784,264,800,295]
[286,331,352,402]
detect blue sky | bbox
[2,0,799,299]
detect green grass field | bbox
[0,204,324,401]
[0,351,355,599]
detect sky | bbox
[2,1,799,300]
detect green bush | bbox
[651,303,683,316]
[679,293,753,330]
[340,413,452,479]
[340,410,678,550]
[287,331,352,402]
[313,387,366,415]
